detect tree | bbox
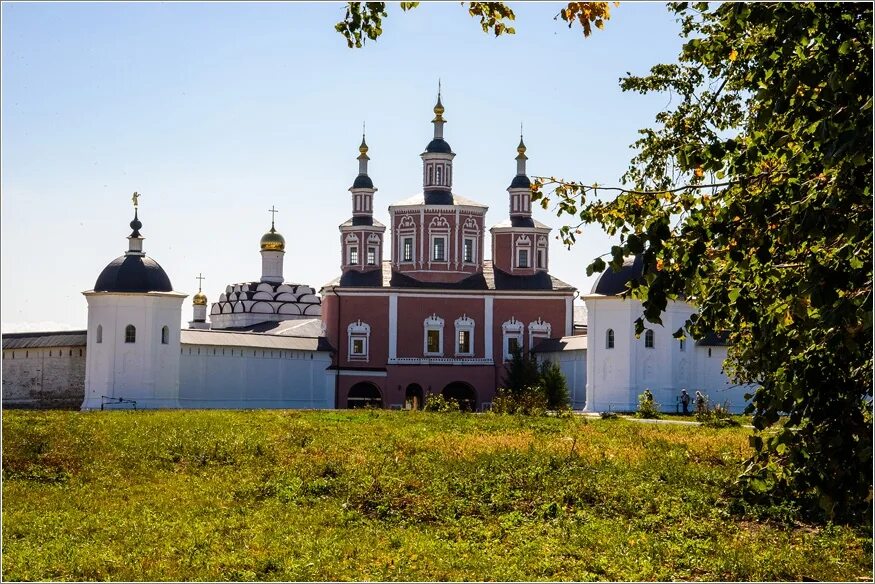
[334,2,615,48]
[532,3,872,522]
[502,345,540,397]
[540,359,570,410]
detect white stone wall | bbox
[583,295,754,413]
[537,349,587,409]
[2,347,86,408]
[82,292,186,410]
[178,344,334,408]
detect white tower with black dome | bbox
[81,197,186,410]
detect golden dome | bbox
[517,139,527,155]
[193,292,208,306]
[260,226,285,251]
[260,227,285,251]
[359,137,369,155]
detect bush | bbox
[491,386,549,416]
[696,400,741,428]
[540,360,570,410]
[636,390,660,419]
[423,394,460,413]
[600,411,620,420]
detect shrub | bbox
[636,390,660,419]
[539,360,570,410]
[600,411,620,420]
[491,386,549,416]
[423,393,460,413]
[696,400,741,428]
[502,345,541,396]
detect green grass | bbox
[2,410,871,581]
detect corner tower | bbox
[421,87,456,205]
[82,195,186,410]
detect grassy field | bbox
[2,410,871,581]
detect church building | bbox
[321,94,575,410]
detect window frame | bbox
[454,315,475,357]
[644,329,654,348]
[161,325,169,345]
[606,328,615,349]
[502,318,525,360]
[124,324,136,344]
[423,314,445,356]
[348,245,359,265]
[347,320,371,362]
[432,236,446,262]
[96,324,103,344]
[367,246,377,266]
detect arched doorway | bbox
[347,382,383,409]
[405,383,424,410]
[442,381,477,412]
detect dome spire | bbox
[126,192,145,256]
[432,80,445,139]
[358,122,370,175]
[193,273,207,306]
[261,206,285,252]
[516,124,528,175]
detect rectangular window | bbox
[463,238,474,263]
[403,238,413,262]
[537,250,544,269]
[427,330,441,353]
[518,249,529,268]
[367,247,377,266]
[349,246,359,264]
[352,338,365,355]
[433,237,446,261]
[458,330,471,354]
[508,337,519,354]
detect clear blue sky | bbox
[1,2,684,332]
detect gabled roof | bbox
[2,330,87,349]
[180,329,332,352]
[388,192,488,209]
[532,335,588,353]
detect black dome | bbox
[94,255,173,293]
[352,174,374,189]
[509,175,531,189]
[591,255,644,295]
[425,138,453,153]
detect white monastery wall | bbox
[2,347,86,408]
[537,346,587,409]
[178,345,334,408]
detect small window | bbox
[508,337,520,355]
[679,338,686,352]
[458,330,471,354]
[349,246,359,265]
[352,338,365,355]
[537,250,545,269]
[427,329,441,353]
[435,165,443,185]
[427,165,433,184]
[125,325,136,343]
[367,247,377,266]
[708,348,712,358]
[161,326,169,345]
[433,237,446,261]
[96,325,103,344]
[463,238,474,263]
[403,238,414,262]
[606,329,614,349]
[644,330,654,348]
[518,249,529,268]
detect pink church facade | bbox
[321,96,576,410]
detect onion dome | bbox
[94,255,173,292]
[260,225,285,252]
[93,203,173,293]
[193,291,208,305]
[425,86,453,153]
[590,255,644,295]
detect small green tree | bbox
[502,345,541,397]
[539,359,570,410]
[636,390,660,419]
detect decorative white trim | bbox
[528,317,551,349]
[423,313,445,356]
[454,314,475,356]
[388,357,494,366]
[502,317,524,360]
[347,319,370,361]
[484,297,494,358]
[388,293,398,359]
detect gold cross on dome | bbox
[268,205,279,227]
[196,273,205,292]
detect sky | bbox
[1,1,685,332]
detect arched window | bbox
[125,325,136,343]
[644,329,654,348]
[606,329,614,349]
[161,326,169,345]
[96,325,103,344]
